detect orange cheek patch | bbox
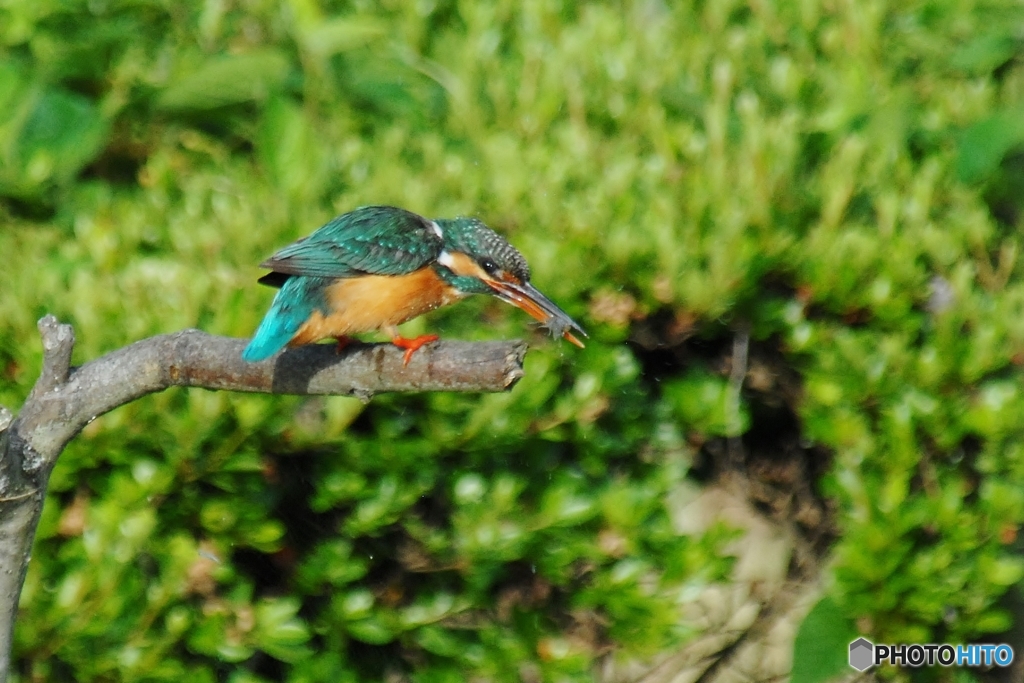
[443,251,490,280]
[445,251,523,287]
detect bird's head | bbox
[433,217,587,347]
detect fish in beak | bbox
[485,278,587,347]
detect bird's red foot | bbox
[390,334,439,366]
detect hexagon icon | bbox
[849,637,874,671]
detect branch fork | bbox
[0,315,526,680]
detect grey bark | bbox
[0,315,527,680]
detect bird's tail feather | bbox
[242,279,318,362]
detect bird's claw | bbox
[390,334,439,366]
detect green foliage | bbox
[3,0,1024,680]
[790,596,858,683]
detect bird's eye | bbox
[479,258,499,274]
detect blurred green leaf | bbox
[663,371,749,437]
[257,96,326,202]
[346,617,396,645]
[0,83,108,197]
[791,595,858,683]
[951,34,1019,74]
[254,598,311,662]
[957,110,1024,183]
[298,17,387,58]
[158,50,291,111]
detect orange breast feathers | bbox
[289,267,464,346]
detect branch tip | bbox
[504,368,525,389]
[37,315,74,352]
[29,316,76,401]
[502,341,528,389]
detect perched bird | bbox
[242,205,586,364]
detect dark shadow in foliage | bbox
[629,311,836,550]
[983,150,1024,230]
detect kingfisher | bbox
[242,205,586,364]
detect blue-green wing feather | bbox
[259,206,442,280]
[242,277,330,361]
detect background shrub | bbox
[3,0,1024,680]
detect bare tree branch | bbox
[0,315,527,680]
[25,316,74,403]
[726,320,750,471]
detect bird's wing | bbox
[259,206,443,279]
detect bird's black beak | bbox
[485,279,587,348]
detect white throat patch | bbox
[437,250,456,268]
